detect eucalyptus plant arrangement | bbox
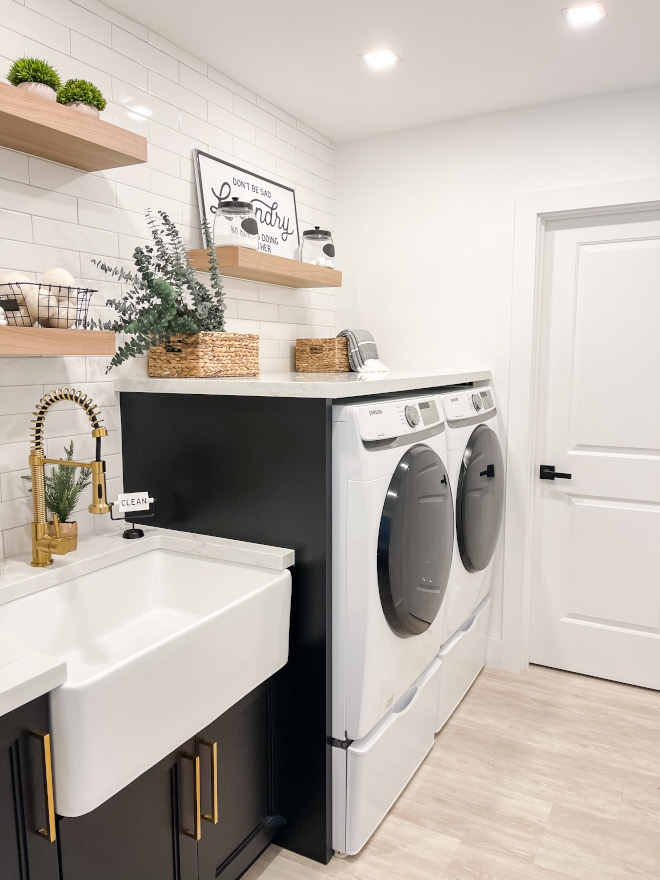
[7,57,61,91]
[57,78,107,111]
[91,210,226,370]
[22,440,91,523]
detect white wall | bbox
[0,0,336,559]
[335,86,660,654]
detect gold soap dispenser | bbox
[29,388,110,567]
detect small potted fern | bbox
[57,78,107,117]
[7,57,61,101]
[22,440,91,549]
[92,210,259,377]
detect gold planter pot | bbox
[148,332,259,378]
[48,520,78,551]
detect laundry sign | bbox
[193,150,300,259]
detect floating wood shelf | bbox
[187,246,343,289]
[0,82,147,172]
[0,327,116,356]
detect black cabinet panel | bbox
[0,696,60,880]
[197,680,283,880]
[120,393,332,864]
[57,739,198,880]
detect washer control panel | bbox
[442,387,496,422]
[356,396,442,441]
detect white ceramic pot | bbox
[16,81,57,101]
[65,101,100,118]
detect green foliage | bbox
[22,441,91,523]
[57,78,106,111]
[7,57,61,90]
[91,210,227,370]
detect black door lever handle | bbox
[480,464,495,478]
[540,465,572,481]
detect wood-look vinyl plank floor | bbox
[244,665,660,880]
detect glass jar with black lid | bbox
[300,226,335,267]
[213,196,259,250]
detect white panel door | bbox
[530,207,660,689]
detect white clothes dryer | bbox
[433,386,504,732]
[332,393,453,854]
[438,386,504,645]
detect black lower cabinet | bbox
[0,695,60,880]
[197,679,285,880]
[54,675,284,880]
[57,737,199,880]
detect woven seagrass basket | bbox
[295,337,350,373]
[149,332,259,378]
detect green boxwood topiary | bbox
[7,57,61,90]
[57,78,107,111]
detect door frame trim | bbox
[492,177,660,673]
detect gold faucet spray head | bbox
[89,438,111,515]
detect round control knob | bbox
[472,393,482,411]
[405,405,420,427]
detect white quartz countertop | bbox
[115,368,492,399]
[0,526,295,716]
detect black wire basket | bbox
[0,283,96,329]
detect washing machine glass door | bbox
[456,424,505,573]
[378,444,454,637]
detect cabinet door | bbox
[0,696,60,880]
[58,738,198,880]
[197,677,285,880]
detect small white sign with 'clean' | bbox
[115,492,154,513]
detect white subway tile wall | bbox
[0,0,336,559]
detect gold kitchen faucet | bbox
[29,388,111,567]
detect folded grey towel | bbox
[337,329,388,373]
[337,329,378,370]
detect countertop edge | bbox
[114,368,492,399]
[0,654,67,718]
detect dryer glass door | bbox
[456,424,505,573]
[378,445,454,637]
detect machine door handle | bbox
[539,465,572,481]
[480,464,495,478]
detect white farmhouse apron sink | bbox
[0,546,292,816]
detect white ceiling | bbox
[106,0,660,142]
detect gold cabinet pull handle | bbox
[197,738,218,824]
[180,752,201,840]
[30,730,56,843]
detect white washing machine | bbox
[434,386,504,731]
[332,393,453,855]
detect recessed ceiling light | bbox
[361,48,400,70]
[562,2,606,28]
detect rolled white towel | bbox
[359,357,389,373]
